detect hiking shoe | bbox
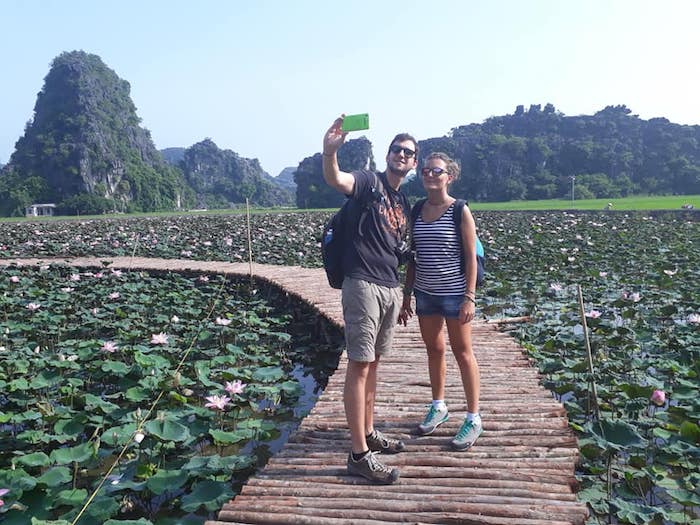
[366,429,405,453]
[347,451,400,484]
[417,405,449,435]
[451,418,483,450]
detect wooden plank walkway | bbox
[3,257,589,525]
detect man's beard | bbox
[388,164,411,178]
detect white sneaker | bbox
[417,405,449,435]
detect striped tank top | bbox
[413,202,466,296]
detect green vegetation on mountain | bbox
[0,51,194,216]
[178,139,293,208]
[275,167,297,192]
[402,104,700,202]
[1,50,698,216]
[294,137,374,208]
[0,51,292,217]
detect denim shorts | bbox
[415,289,465,319]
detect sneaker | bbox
[451,417,483,450]
[417,405,449,435]
[366,429,405,453]
[347,451,400,484]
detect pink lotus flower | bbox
[549,283,563,292]
[0,488,9,507]
[225,380,247,395]
[134,431,145,443]
[585,310,601,319]
[663,269,677,276]
[171,315,180,323]
[150,332,169,345]
[204,395,231,410]
[70,274,81,281]
[650,390,665,406]
[198,275,209,283]
[599,272,608,277]
[630,292,641,302]
[215,317,231,326]
[687,313,700,325]
[61,287,74,293]
[108,292,120,300]
[9,276,20,283]
[26,303,41,311]
[101,341,118,353]
[111,269,123,277]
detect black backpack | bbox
[322,174,382,289]
[410,198,485,286]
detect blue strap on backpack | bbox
[410,198,485,286]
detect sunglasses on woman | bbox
[421,167,449,177]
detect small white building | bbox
[25,203,56,217]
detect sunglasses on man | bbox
[388,145,416,158]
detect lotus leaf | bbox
[179,479,234,512]
[208,428,251,444]
[104,518,153,525]
[37,467,72,487]
[100,361,131,375]
[145,469,188,495]
[252,366,284,382]
[144,418,191,442]
[49,442,95,465]
[50,488,88,508]
[15,452,50,468]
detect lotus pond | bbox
[0,264,342,524]
[0,209,698,524]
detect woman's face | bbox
[421,158,451,191]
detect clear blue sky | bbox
[1,0,698,177]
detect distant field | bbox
[468,194,700,211]
[3,194,699,222]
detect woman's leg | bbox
[445,318,480,414]
[418,315,447,400]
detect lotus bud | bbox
[650,390,665,406]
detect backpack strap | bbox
[409,198,426,250]
[452,199,466,231]
[355,172,382,236]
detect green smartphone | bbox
[341,113,370,132]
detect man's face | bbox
[386,140,417,176]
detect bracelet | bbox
[463,295,476,304]
[322,152,335,157]
[402,286,413,297]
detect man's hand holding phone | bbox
[341,113,370,132]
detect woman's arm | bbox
[459,205,478,324]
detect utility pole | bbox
[570,175,575,209]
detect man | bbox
[322,116,417,484]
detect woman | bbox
[399,152,482,450]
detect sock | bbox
[466,412,481,424]
[432,400,447,412]
[351,450,370,461]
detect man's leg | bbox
[364,357,379,434]
[344,358,371,453]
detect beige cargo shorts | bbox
[341,277,401,362]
